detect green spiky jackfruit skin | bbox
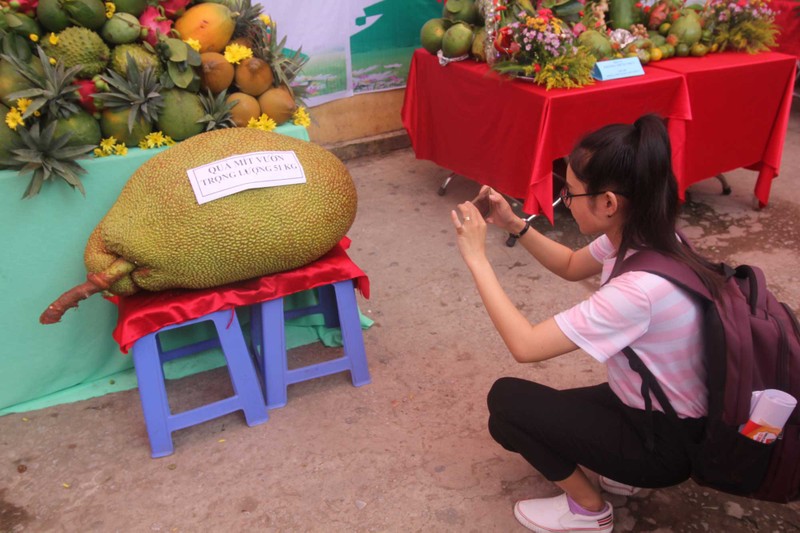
[84,128,357,295]
[46,27,110,78]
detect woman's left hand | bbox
[451,201,487,266]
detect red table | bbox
[649,52,796,206]
[402,48,796,220]
[402,49,692,222]
[773,0,800,59]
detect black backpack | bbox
[617,250,800,503]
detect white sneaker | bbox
[513,493,614,533]
[598,475,641,496]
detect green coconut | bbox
[441,22,473,58]
[578,30,613,60]
[420,18,451,54]
[668,10,702,46]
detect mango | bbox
[40,129,358,324]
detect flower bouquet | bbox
[483,0,596,89]
[701,0,778,53]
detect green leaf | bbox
[165,38,188,62]
[168,61,194,89]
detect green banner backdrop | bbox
[260,0,442,106]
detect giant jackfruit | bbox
[41,128,357,324]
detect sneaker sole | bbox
[513,501,614,533]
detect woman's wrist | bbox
[509,218,528,237]
[506,217,526,235]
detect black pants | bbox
[487,377,706,488]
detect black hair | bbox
[569,114,725,299]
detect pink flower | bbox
[572,22,586,36]
[139,6,172,46]
[159,0,191,19]
[736,0,746,6]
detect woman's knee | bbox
[487,377,524,415]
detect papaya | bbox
[174,3,237,53]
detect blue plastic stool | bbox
[250,279,371,409]
[132,309,268,458]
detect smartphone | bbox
[471,190,492,218]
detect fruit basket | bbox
[0,0,311,197]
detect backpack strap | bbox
[616,250,714,303]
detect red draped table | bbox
[772,0,800,59]
[402,48,796,220]
[648,51,796,206]
[110,238,369,353]
[402,49,692,222]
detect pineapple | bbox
[7,120,95,198]
[228,0,263,42]
[197,89,236,131]
[247,17,309,104]
[4,46,83,121]
[93,54,164,146]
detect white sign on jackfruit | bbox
[187,151,306,205]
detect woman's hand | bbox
[451,201,487,267]
[477,186,523,234]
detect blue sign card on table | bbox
[592,57,645,81]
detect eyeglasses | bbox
[559,187,627,208]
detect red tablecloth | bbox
[402,49,692,222]
[110,238,369,353]
[649,52,796,206]
[773,0,800,58]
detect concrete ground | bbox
[2,104,800,532]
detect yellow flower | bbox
[223,43,253,64]
[49,57,56,65]
[5,108,24,130]
[292,106,311,128]
[139,131,175,149]
[29,34,39,42]
[93,147,107,157]
[247,114,277,131]
[105,2,115,18]
[48,32,59,45]
[259,14,271,25]
[15,98,33,114]
[184,38,201,52]
[113,144,128,156]
[526,16,547,31]
[100,137,118,153]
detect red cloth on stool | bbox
[110,238,369,353]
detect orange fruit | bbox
[199,52,234,94]
[234,57,274,96]
[649,47,663,62]
[225,92,261,127]
[257,85,296,126]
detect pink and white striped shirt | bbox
[554,235,708,419]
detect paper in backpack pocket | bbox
[739,389,798,444]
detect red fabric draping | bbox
[773,0,800,59]
[649,52,797,206]
[401,49,692,222]
[109,238,369,353]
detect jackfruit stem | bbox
[39,258,136,325]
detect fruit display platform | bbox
[0,124,314,414]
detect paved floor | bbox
[2,105,800,532]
